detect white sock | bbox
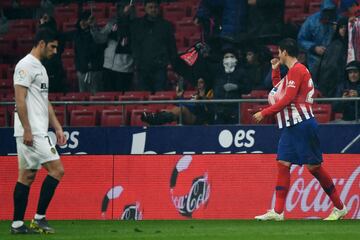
[11,221,24,228]
[34,214,46,220]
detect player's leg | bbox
[30,159,64,234]
[11,137,41,234]
[255,128,295,221]
[299,118,346,220]
[28,135,63,233]
[11,169,38,234]
[306,164,347,220]
[255,160,289,221]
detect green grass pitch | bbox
[0,220,359,240]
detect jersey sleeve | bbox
[272,67,281,87]
[13,64,32,88]
[261,67,302,117]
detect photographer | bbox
[141,77,214,125]
[90,1,135,92]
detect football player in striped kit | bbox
[253,38,347,221]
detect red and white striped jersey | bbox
[261,62,314,129]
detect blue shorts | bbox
[277,118,323,166]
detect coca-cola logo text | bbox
[271,166,360,219]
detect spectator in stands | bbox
[341,0,360,62]
[333,60,360,122]
[0,8,9,35]
[131,0,178,92]
[194,0,247,41]
[141,77,214,125]
[213,47,250,124]
[90,1,135,92]
[244,45,272,90]
[298,0,338,77]
[38,13,67,93]
[245,0,284,44]
[317,17,348,97]
[74,11,104,94]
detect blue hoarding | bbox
[0,125,359,155]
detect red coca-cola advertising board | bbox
[0,154,359,220]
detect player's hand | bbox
[253,111,264,123]
[23,128,33,146]
[270,58,280,70]
[248,0,257,5]
[56,129,67,146]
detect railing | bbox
[1,97,359,127]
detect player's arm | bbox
[14,85,32,146]
[48,102,66,146]
[271,58,281,86]
[261,70,301,117]
[253,69,302,122]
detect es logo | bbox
[218,129,255,149]
[48,130,79,149]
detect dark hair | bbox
[332,17,348,42]
[79,10,91,21]
[144,0,160,6]
[33,29,58,47]
[278,38,298,57]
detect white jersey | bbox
[13,54,49,137]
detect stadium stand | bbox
[100,109,125,126]
[1,0,355,127]
[70,109,97,126]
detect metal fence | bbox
[1,97,359,127]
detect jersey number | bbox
[306,78,314,104]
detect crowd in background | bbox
[0,0,359,125]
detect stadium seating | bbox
[0,79,12,95]
[89,95,116,101]
[95,92,122,99]
[16,35,34,56]
[0,35,17,57]
[153,91,177,99]
[52,105,66,126]
[62,19,78,32]
[183,90,197,99]
[0,0,13,8]
[48,93,64,101]
[100,109,125,126]
[9,19,35,34]
[70,109,97,126]
[122,91,150,100]
[0,108,7,127]
[54,4,78,31]
[61,92,91,101]
[241,90,269,99]
[130,108,153,126]
[312,104,332,123]
[0,64,10,79]
[308,1,321,14]
[82,2,110,19]
[241,103,274,124]
[18,0,41,8]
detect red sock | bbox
[274,162,290,214]
[309,166,344,209]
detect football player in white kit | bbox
[11,29,66,234]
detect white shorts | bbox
[16,135,60,170]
